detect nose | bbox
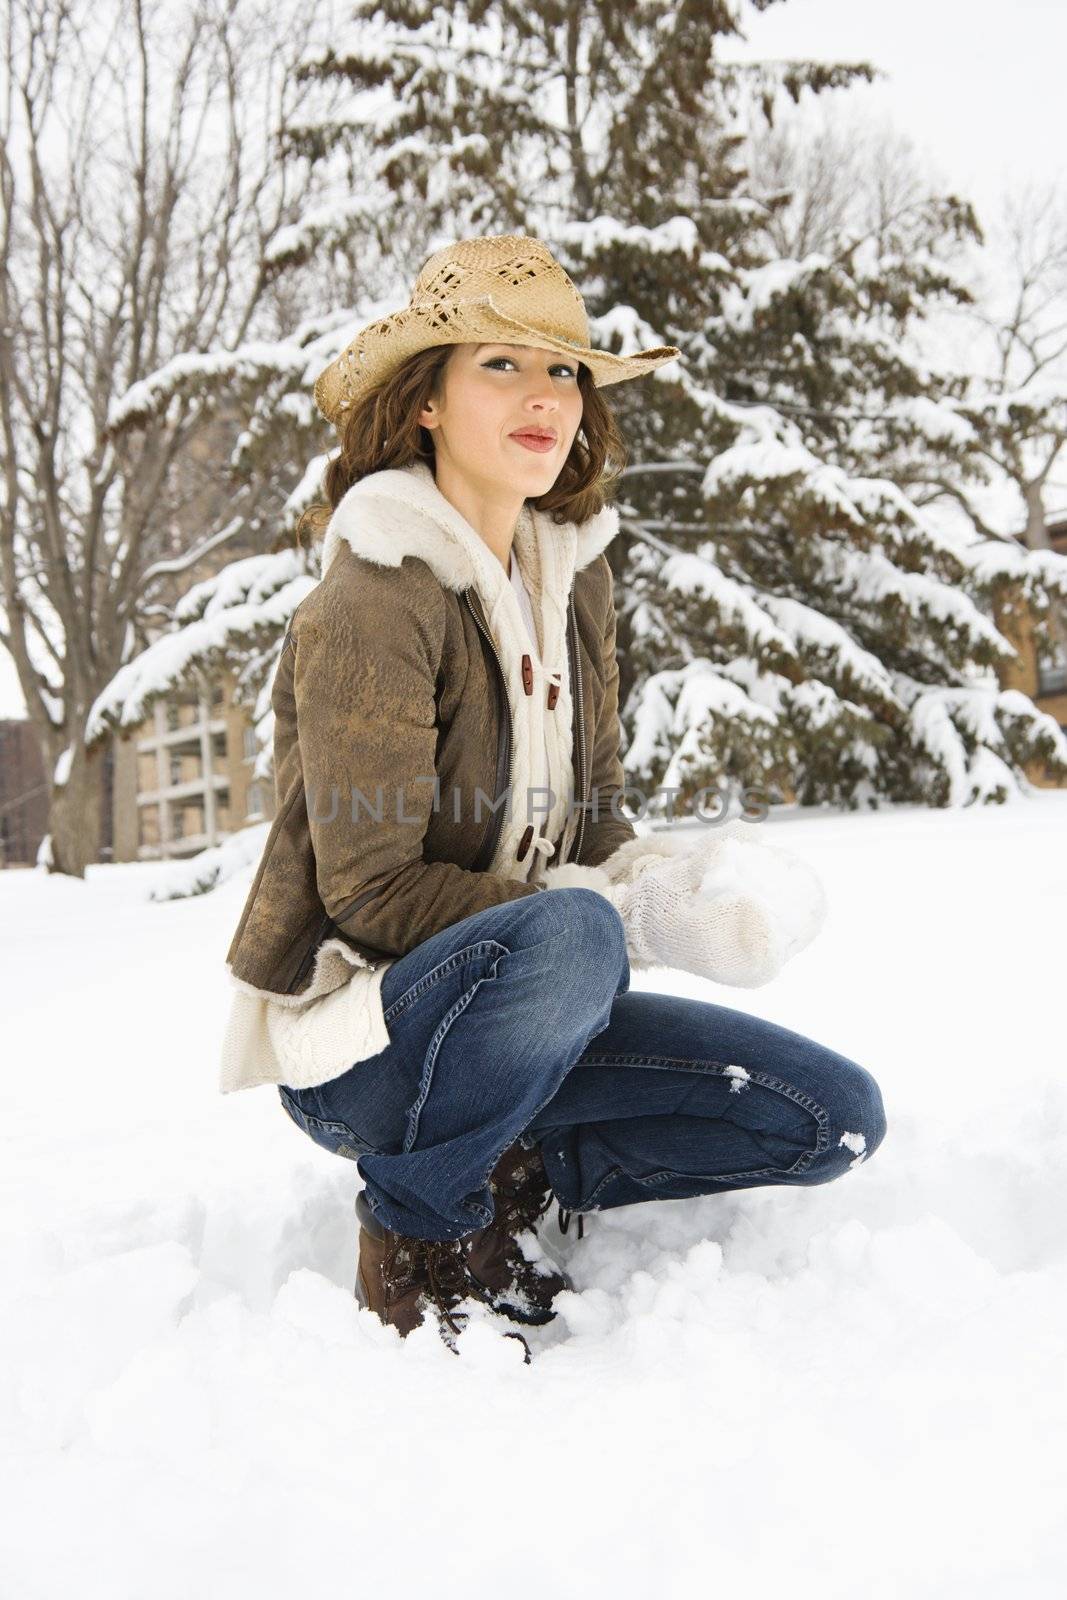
[525,387,559,413]
[524,371,563,406]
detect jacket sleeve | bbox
[293,553,542,959]
[573,556,638,870]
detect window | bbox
[212,731,227,763]
[1037,639,1067,696]
[171,800,204,841]
[242,725,257,761]
[166,703,180,733]
[210,680,225,709]
[139,805,161,848]
[246,781,264,819]
[169,750,201,786]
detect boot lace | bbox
[383,1234,471,1337]
[556,1204,585,1239]
[493,1146,587,1242]
[491,1168,554,1242]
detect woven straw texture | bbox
[313,233,681,425]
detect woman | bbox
[220,233,887,1357]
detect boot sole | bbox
[464,1270,559,1326]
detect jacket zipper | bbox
[464,589,513,872]
[289,877,386,991]
[288,908,334,991]
[567,592,588,864]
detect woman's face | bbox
[419,342,585,496]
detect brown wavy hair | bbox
[294,344,628,552]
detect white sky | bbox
[2,0,1063,721]
[721,0,1065,226]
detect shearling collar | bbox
[319,457,621,592]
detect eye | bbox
[482,356,577,378]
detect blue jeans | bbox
[278,888,888,1240]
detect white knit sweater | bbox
[509,548,554,879]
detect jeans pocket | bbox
[381,940,506,1024]
[278,1086,378,1160]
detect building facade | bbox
[991,517,1067,784]
[0,719,50,868]
[108,669,276,862]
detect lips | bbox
[510,429,557,453]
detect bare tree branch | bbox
[0,0,340,872]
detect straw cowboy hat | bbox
[312,232,683,427]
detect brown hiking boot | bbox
[461,1141,572,1325]
[353,1190,530,1361]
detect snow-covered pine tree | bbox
[940,182,1067,712]
[607,182,1067,809]
[90,0,1067,815]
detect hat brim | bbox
[313,293,682,426]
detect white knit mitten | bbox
[692,832,827,965]
[540,828,827,986]
[592,821,754,888]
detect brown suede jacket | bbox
[224,462,637,1004]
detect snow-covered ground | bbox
[3,795,1065,1598]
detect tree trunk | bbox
[1022,482,1051,551]
[990,579,1038,695]
[44,735,106,878]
